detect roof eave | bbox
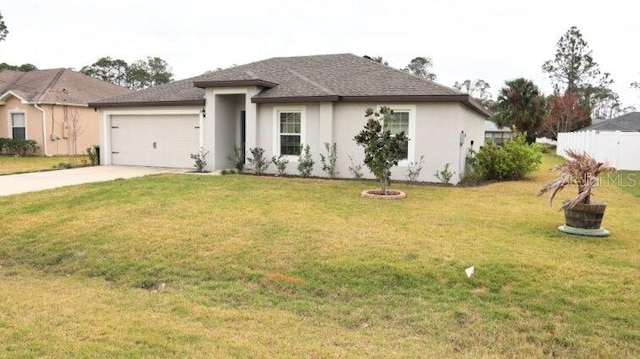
[89,99,205,108]
[252,95,341,104]
[193,79,278,89]
[251,94,491,117]
[343,95,490,117]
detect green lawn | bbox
[0,155,638,357]
[0,155,85,175]
[614,170,640,197]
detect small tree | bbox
[354,107,409,195]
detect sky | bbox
[1,0,639,109]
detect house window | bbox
[278,111,302,156]
[384,111,409,159]
[11,113,26,140]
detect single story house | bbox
[484,120,513,146]
[0,68,130,156]
[90,54,489,183]
[557,112,640,170]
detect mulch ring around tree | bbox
[360,189,407,199]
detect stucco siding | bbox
[254,103,323,176]
[1,97,43,151]
[250,102,485,183]
[44,104,100,156]
[1,96,100,156]
[332,102,485,184]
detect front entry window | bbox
[11,113,26,140]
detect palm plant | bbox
[493,78,546,140]
[538,150,615,210]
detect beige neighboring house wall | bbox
[1,96,44,146]
[0,68,131,156]
[0,95,99,155]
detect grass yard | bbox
[0,155,638,357]
[615,170,640,197]
[0,155,86,175]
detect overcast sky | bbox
[2,0,638,108]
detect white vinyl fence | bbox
[557,131,640,170]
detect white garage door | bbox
[110,114,200,168]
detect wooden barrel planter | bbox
[563,201,607,229]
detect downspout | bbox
[34,103,50,156]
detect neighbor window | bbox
[384,111,409,159]
[11,113,26,140]
[279,111,301,156]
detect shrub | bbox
[406,155,425,182]
[190,147,209,172]
[434,162,455,184]
[0,138,9,154]
[471,133,542,180]
[297,144,314,177]
[6,139,39,156]
[53,162,73,169]
[248,147,269,175]
[348,155,364,179]
[227,146,245,173]
[271,155,289,176]
[319,142,338,178]
[83,146,99,166]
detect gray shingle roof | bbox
[0,69,131,105]
[580,112,640,132]
[194,53,462,98]
[90,74,208,107]
[92,53,489,116]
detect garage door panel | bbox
[110,114,200,168]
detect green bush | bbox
[3,138,39,156]
[0,138,9,154]
[471,134,542,180]
[248,147,269,175]
[297,144,315,178]
[83,146,100,166]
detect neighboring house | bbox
[579,111,640,132]
[91,54,489,184]
[484,120,513,146]
[0,69,130,155]
[556,112,640,170]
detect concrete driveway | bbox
[0,166,183,196]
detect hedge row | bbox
[0,138,39,156]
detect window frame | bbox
[273,106,306,160]
[9,112,27,140]
[382,105,416,165]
